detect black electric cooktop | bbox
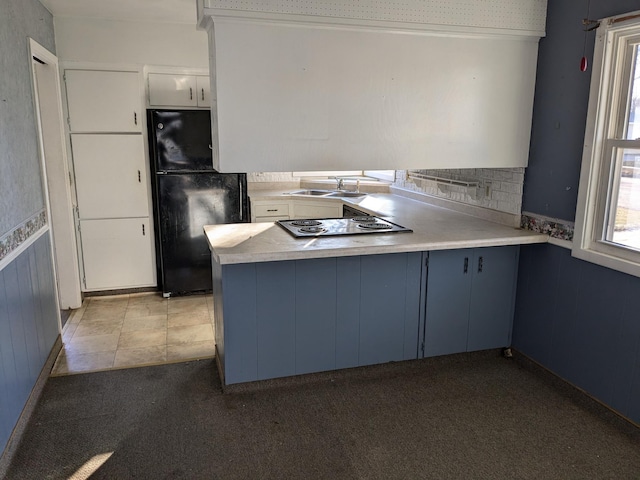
[277,217,413,238]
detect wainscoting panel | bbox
[0,231,59,453]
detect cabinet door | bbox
[80,218,154,290]
[292,201,341,219]
[467,246,519,351]
[196,76,212,107]
[424,249,473,357]
[359,252,423,366]
[148,73,197,107]
[65,70,141,132]
[72,134,149,219]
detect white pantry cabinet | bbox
[64,67,155,291]
[79,218,155,290]
[148,73,211,107]
[65,70,142,132]
[72,134,149,219]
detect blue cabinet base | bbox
[212,247,519,386]
[213,253,423,385]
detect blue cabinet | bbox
[214,252,423,385]
[423,246,519,357]
[212,246,519,386]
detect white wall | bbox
[53,17,209,68]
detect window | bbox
[574,11,640,278]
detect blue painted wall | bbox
[514,0,640,424]
[0,0,59,457]
[0,232,59,453]
[0,0,56,237]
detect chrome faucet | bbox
[332,177,345,191]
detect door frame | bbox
[28,38,83,311]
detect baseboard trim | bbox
[512,349,640,432]
[0,335,63,477]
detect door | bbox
[467,246,519,351]
[65,70,142,132]
[80,218,154,290]
[29,39,81,311]
[148,73,198,107]
[150,110,213,171]
[71,134,149,219]
[196,76,211,107]
[424,249,472,357]
[156,173,243,295]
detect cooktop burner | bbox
[277,217,412,238]
[298,225,327,234]
[290,220,323,227]
[357,222,393,230]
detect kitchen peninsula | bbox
[205,192,548,386]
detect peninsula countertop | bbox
[204,191,548,265]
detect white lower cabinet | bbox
[251,200,290,222]
[79,218,155,290]
[250,198,342,222]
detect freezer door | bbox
[151,110,213,171]
[156,173,246,295]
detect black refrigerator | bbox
[148,109,248,297]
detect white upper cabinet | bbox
[148,73,211,108]
[65,70,142,132]
[196,75,211,108]
[72,134,149,219]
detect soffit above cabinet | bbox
[198,0,547,36]
[198,0,547,173]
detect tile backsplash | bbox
[393,168,525,215]
[248,168,525,216]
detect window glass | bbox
[624,45,640,140]
[607,147,640,250]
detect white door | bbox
[80,218,155,290]
[148,73,197,107]
[71,134,149,219]
[29,39,82,311]
[196,76,212,108]
[65,70,142,132]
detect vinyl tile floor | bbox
[52,292,215,376]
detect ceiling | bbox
[38,0,198,24]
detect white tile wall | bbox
[393,168,525,215]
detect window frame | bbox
[573,12,640,278]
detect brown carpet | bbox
[5,351,640,479]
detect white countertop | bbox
[204,191,548,265]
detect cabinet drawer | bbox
[253,203,290,217]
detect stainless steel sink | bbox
[289,189,333,196]
[326,191,367,198]
[288,189,367,198]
